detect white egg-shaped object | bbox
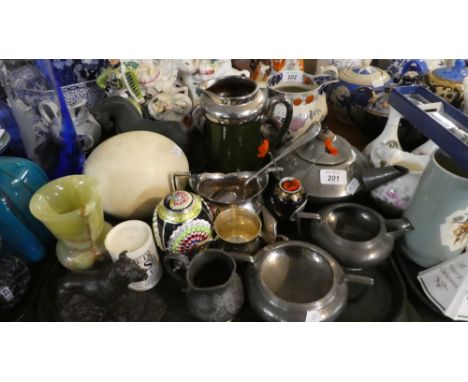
[84,131,189,219]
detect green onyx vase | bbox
[29,174,111,271]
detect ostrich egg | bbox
[84,131,189,219]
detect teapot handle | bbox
[346,86,375,125]
[265,95,293,148]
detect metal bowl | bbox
[303,203,412,269]
[242,241,373,321]
[172,171,270,216]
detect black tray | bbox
[394,249,452,322]
[0,250,55,322]
[37,254,406,322]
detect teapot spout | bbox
[360,165,408,191]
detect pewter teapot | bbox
[276,126,408,203]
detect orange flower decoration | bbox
[324,137,339,156]
[303,77,312,85]
[257,139,270,158]
[305,95,314,104]
[293,98,302,106]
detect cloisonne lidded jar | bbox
[152,190,213,257]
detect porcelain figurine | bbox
[175,59,250,104]
[326,59,392,125]
[96,60,144,105]
[270,59,304,75]
[84,131,189,219]
[266,70,338,139]
[152,190,213,258]
[0,156,52,263]
[426,59,467,107]
[124,59,175,95]
[29,175,112,271]
[147,87,192,121]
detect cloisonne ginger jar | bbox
[152,191,213,258]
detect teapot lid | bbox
[339,65,391,87]
[297,132,351,165]
[199,76,265,125]
[432,60,467,84]
[156,191,203,223]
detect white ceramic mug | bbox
[104,220,162,291]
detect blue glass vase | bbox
[1,60,84,179]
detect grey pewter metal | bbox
[229,241,373,322]
[299,203,412,269]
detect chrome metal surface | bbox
[199,76,265,125]
[243,240,353,321]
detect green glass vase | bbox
[29,175,111,271]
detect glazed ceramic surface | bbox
[266,70,337,139]
[269,177,307,219]
[29,175,111,271]
[0,101,25,156]
[327,63,391,124]
[426,59,467,107]
[385,59,432,81]
[368,143,431,214]
[198,76,292,172]
[152,191,213,257]
[0,156,52,262]
[401,150,468,268]
[84,131,189,219]
[105,220,163,291]
[3,61,84,178]
[175,59,250,105]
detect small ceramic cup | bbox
[104,220,163,291]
